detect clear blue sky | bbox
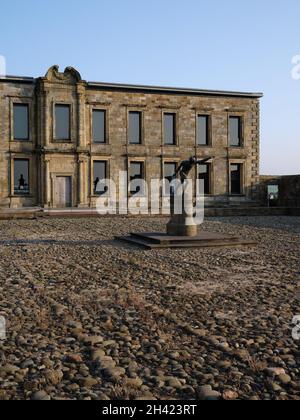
[1,0,299,175]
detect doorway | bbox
[267,185,279,207]
[55,176,72,208]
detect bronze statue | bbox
[175,156,212,184]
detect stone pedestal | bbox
[166,214,198,237]
[116,182,257,250]
[166,189,198,237]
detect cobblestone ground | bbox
[0,216,299,400]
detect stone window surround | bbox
[127,108,144,146]
[227,112,245,148]
[42,103,249,150]
[162,158,180,197]
[90,106,110,145]
[127,157,146,197]
[229,159,246,196]
[195,112,213,148]
[162,110,179,147]
[9,97,34,143]
[52,102,73,143]
[10,154,35,197]
[90,157,110,198]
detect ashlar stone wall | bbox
[0,66,262,210]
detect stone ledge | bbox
[116,231,257,249]
[0,207,298,220]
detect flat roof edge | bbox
[87,82,263,98]
[0,75,35,84]
[0,75,263,98]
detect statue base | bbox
[166,189,200,237]
[116,188,257,249]
[116,231,257,250]
[166,214,198,237]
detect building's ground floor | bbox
[0,152,259,210]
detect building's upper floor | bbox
[0,65,263,155]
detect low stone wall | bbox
[0,206,299,220]
[259,175,300,207]
[205,207,299,217]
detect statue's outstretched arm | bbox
[196,157,212,165]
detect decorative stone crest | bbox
[44,65,82,84]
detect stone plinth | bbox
[166,214,198,237]
[116,231,257,250]
[116,188,257,249]
[166,188,199,237]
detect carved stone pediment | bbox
[45,65,82,84]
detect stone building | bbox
[259,175,300,208]
[0,65,263,211]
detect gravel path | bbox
[0,216,299,400]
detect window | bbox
[13,104,29,140]
[268,185,279,207]
[55,105,70,140]
[129,162,144,195]
[197,115,209,146]
[164,113,176,145]
[129,111,142,144]
[197,163,211,195]
[14,159,30,195]
[164,162,177,194]
[93,161,107,195]
[92,110,106,143]
[230,164,242,195]
[229,116,242,147]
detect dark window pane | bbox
[93,161,107,195]
[55,105,70,140]
[164,113,176,145]
[13,104,29,140]
[197,115,209,146]
[93,110,106,143]
[164,162,177,194]
[130,162,144,195]
[129,112,141,144]
[198,163,211,194]
[164,163,177,182]
[231,164,242,195]
[229,116,242,147]
[14,159,29,195]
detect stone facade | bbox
[259,175,300,208]
[0,65,262,210]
